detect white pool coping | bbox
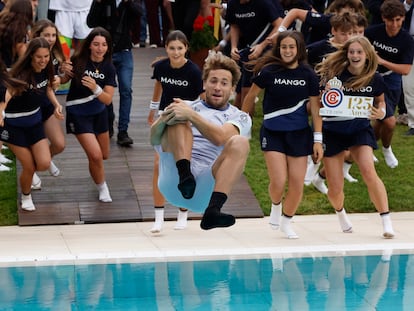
[1,212,413,267]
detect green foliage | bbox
[189,15,218,52]
[0,148,17,225]
[245,92,414,216]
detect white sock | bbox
[21,193,35,211]
[31,172,41,190]
[174,209,188,230]
[343,162,357,183]
[97,182,112,203]
[281,215,299,239]
[0,163,11,172]
[48,160,60,177]
[269,202,282,230]
[312,173,328,194]
[0,153,12,164]
[382,146,398,168]
[381,213,395,239]
[304,156,320,186]
[150,208,164,233]
[336,208,353,233]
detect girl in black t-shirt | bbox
[316,36,395,238]
[64,27,117,203]
[148,30,203,233]
[1,37,64,211]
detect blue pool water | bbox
[0,252,412,310]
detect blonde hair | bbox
[202,51,241,87]
[315,36,378,90]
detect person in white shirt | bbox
[150,51,252,230]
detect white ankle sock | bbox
[150,208,164,233]
[0,153,12,164]
[304,156,320,186]
[381,213,395,239]
[21,193,35,211]
[174,209,188,230]
[48,160,60,177]
[269,202,282,230]
[31,172,41,190]
[97,182,112,203]
[312,173,328,194]
[343,162,357,183]
[382,146,398,168]
[336,208,353,233]
[281,215,298,239]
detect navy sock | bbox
[176,159,196,199]
[200,192,235,230]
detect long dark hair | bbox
[0,0,33,66]
[251,30,308,75]
[9,37,54,96]
[0,59,27,96]
[71,27,113,83]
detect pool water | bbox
[0,252,412,310]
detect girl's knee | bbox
[52,142,65,155]
[36,159,51,171]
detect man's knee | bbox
[226,135,250,155]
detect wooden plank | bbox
[17,47,263,226]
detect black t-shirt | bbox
[152,58,203,110]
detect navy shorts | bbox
[260,126,313,156]
[384,87,401,118]
[66,109,108,135]
[240,66,253,88]
[0,122,45,147]
[323,126,377,157]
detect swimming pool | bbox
[0,251,412,310]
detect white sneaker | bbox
[48,160,60,177]
[0,154,12,164]
[304,156,320,186]
[373,154,379,163]
[21,193,36,211]
[336,208,353,233]
[312,174,328,194]
[382,146,398,168]
[1,145,7,150]
[343,162,358,183]
[281,216,299,239]
[174,210,188,230]
[97,182,112,202]
[0,163,10,172]
[31,173,41,190]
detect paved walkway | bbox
[18,47,262,226]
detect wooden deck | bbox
[18,47,263,226]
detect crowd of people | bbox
[1,0,413,239]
